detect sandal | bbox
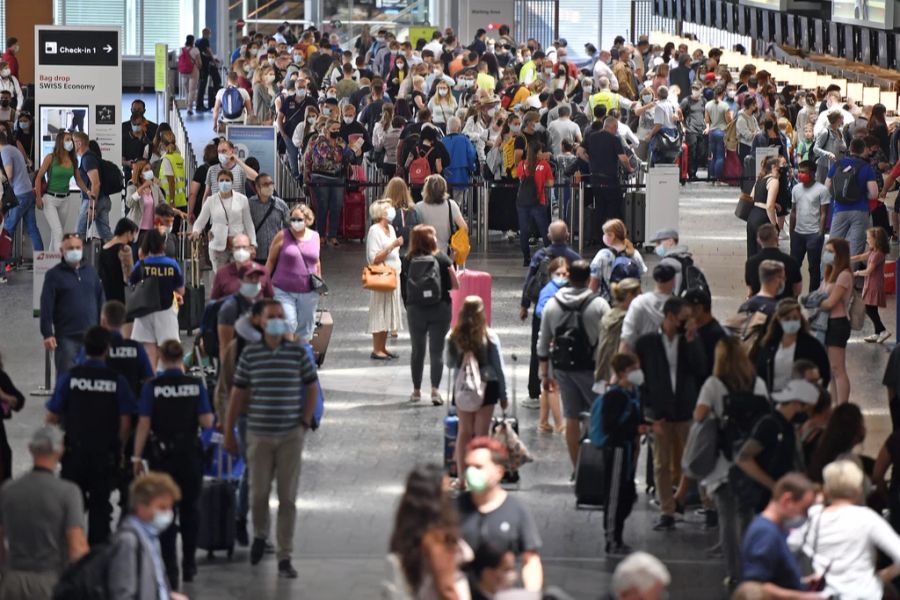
[537,423,554,433]
[370,352,391,360]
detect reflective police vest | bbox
[149,373,202,453]
[106,338,146,399]
[589,90,621,114]
[518,60,537,84]
[64,365,121,454]
[162,151,187,208]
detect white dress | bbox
[365,222,404,334]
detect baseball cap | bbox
[29,425,64,455]
[650,228,679,243]
[771,380,820,405]
[557,38,568,47]
[238,262,266,279]
[681,288,711,310]
[704,72,717,82]
[652,264,677,283]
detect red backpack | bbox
[177,48,194,75]
[408,147,433,186]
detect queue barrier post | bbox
[30,349,53,397]
[577,180,586,257]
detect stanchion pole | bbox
[577,181,585,256]
[482,180,490,255]
[30,349,54,397]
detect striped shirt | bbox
[248,195,289,261]
[232,339,318,435]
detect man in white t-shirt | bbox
[790,160,831,292]
[547,105,581,155]
[212,72,252,133]
[592,50,619,91]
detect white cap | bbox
[771,379,819,405]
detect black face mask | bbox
[329,131,340,139]
[0,100,9,108]
[131,108,144,117]
[676,321,687,336]
[791,411,809,425]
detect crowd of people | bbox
[3,18,900,600]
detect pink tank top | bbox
[271,228,320,293]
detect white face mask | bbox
[343,116,354,125]
[438,88,448,96]
[233,248,251,263]
[626,369,645,386]
[150,509,174,534]
[142,171,154,181]
[63,140,74,152]
[0,69,10,78]
[385,206,396,221]
[265,73,276,83]
[290,218,306,232]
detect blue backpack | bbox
[590,385,640,448]
[222,86,244,120]
[609,250,641,283]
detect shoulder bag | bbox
[125,273,161,320]
[734,180,755,222]
[447,201,470,266]
[362,263,397,291]
[0,152,18,214]
[292,233,328,295]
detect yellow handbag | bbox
[361,263,398,291]
[447,201,470,266]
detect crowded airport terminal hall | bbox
[9,0,900,597]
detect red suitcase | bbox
[340,191,366,241]
[677,143,689,182]
[450,269,492,327]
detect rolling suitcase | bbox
[443,368,459,478]
[678,143,689,181]
[574,411,606,508]
[311,308,333,367]
[491,354,522,485]
[340,190,366,241]
[196,440,237,559]
[723,149,742,186]
[741,154,756,195]
[450,269,492,327]
[83,212,102,269]
[624,191,646,246]
[179,237,205,334]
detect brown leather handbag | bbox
[361,263,397,292]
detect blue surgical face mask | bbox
[239,281,261,298]
[776,282,786,296]
[552,276,568,287]
[149,509,174,534]
[822,251,835,265]
[64,249,83,264]
[655,245,667,257]
[218,180,233,194]
[464,466,490,493]
[265,317,288,336]
[780,319,801,335]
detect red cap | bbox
[704,72,716,82]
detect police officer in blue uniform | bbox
[46,326,135,545]
[133,339,213,588]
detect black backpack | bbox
[672,255,710,296]
[99,159,124,197]
[550,294,599,372]
[52,531,141,600]
[524,254,554,303]
[406,255,442,306]
[718,388,772,461]
[516,171,539,208]
[832,158,864,204]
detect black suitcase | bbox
[179,237,205,333]
[624,191,646,245]
[643,433,656,495]
[741,154,756,195]
[196,444,236,559]
[83,213,102,269]
[574,411,605,509]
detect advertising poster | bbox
[832,0,893,29]
[155,43,167,93]
[226,125,277,187]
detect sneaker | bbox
[409,392,422,403]
[605,542,633,556]
[278,559,298,579]
[879,331,893,344]
[0,276,7,284]
[182,562,197,583]
[521,397,541,410]
[431,391,443,406]
[250,538,266,565]
[865,333,880,343]
[236,519,249,546]
[652,515,676,531]
[264,540,275,554]
[522,258,530,267]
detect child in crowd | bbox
[853,227,891,344]
[795,124,815,166]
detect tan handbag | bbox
[361,264,397,291]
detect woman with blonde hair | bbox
[384,177,419,256]
[594,277,642,387]
[444,296,507,483]
[791,459,900,600]
[373,103,396,174]
[366,198,404,360]
[588,219,647,299]
[252,64,277,124]
[428,79,458,132]
[415,175,468,254]
[691,336,769,586]
[267,203,321,342]
[125,159,166,245]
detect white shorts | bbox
[131,308,180,346]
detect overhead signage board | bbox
[155,43,167,92]
[34,26,123,222]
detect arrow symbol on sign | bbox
[103,44,112,53]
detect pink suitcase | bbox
[450,269,492,327]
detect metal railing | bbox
[168,99,199,189]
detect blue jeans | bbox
[516,204,550,261]
[312,174,345,239]
[790,231,825,292]
[76,195,112,241]
[829,209,868,257]
[274,286,319,342]
[709,129,726,180]
[3,190,43,251]
[283,137,300,180]
[54,335,82,381]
